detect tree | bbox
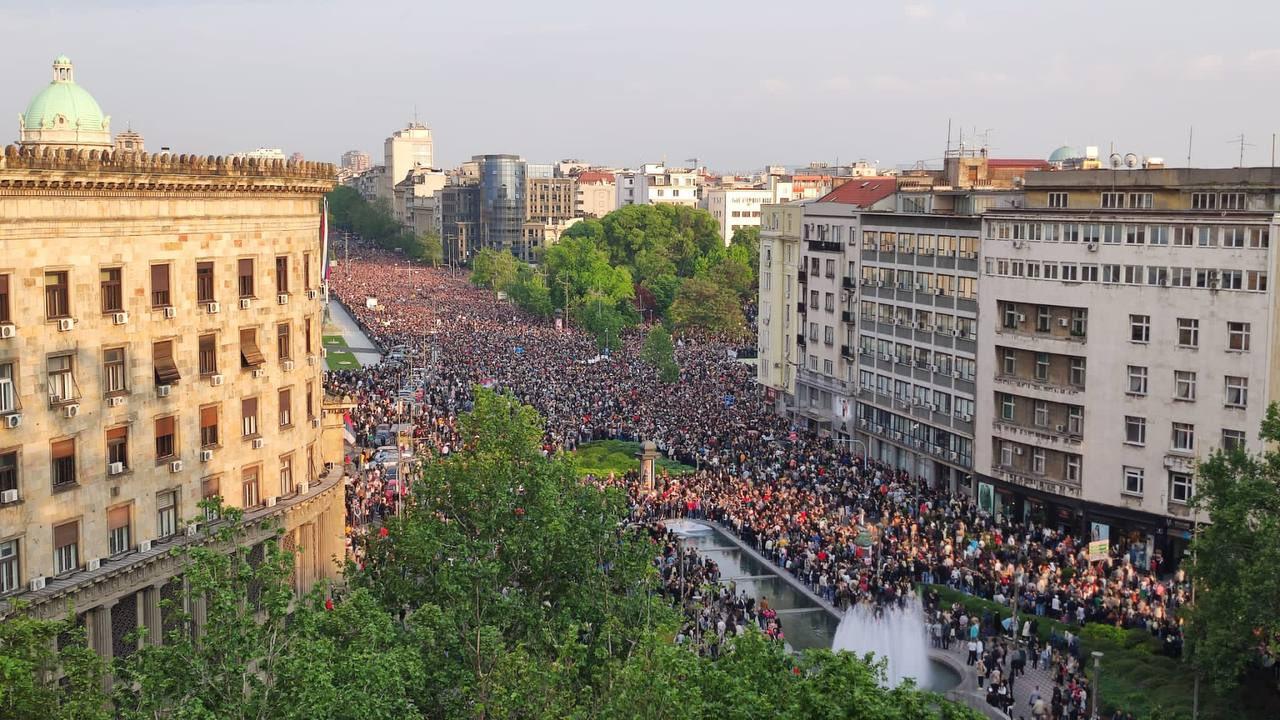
[706,255,755,300]
[574,292,628,351]
[668,277,747,336]
[470,248,519,291]
[507,265,553,318]
[544,236,634,309]
[640,325,680,383]
[642,273,681,319]
[1187,403,1280,692]
[418,231,444,266]
[0,609,110,720]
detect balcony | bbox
[798,269,808,284]
[842,277,855,290]
[992,372,1084,398]
[807,240,842,253]
[841,344,855,359]
[991,419,1082,448]
[797,333,807,346]
[797,301,807,315]
[841,310,854,323]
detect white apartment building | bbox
[976,168,1280,564]
[381,122,434,201]
[615,163,700,208]
[757,202,806,410]
[705,187,775,245]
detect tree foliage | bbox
[668,277,748,337]
[1187,403,1280,692]
[326,186,433,261]
[0,609,110,720]
[640,326,680,383]
[469,248,519,291]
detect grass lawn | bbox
[570,440,693,478]
[923,584,1271,720]
[322,334,360,371]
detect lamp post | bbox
[1091,651,1104,719]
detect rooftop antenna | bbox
[946,118,952,156]
[1186,126,1193,167]
[1227,134,1254,167]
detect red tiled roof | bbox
[816,177,898,206]
[987,158,1052,170]
[576,171,615,184]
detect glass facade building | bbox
[476,154,527,258]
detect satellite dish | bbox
[1110,153,1123,169]
[1124,153,1139,168]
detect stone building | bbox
[0,59,346,667]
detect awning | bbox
[240,329,265,367]
[154,341,181,384]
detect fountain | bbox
[831,599,934,689]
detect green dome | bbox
[22,56,108,133]
[1048,145,1082,163]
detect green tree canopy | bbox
[640,325,680,383]
[668,277,747,337]
[469,248,520,291]
[1187,403,1280,692]
[544,236,634,309]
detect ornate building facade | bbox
[0,58,346,666]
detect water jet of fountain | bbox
[831,599,932,688]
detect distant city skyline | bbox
[4,0,1279,171]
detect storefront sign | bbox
[1088,522,1110,561]
[977,482,995,514]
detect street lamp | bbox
[1091,651,1104,719]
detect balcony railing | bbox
[842,277,855,290]
[807,240,842,253]
[798,270,808,284]
[841,310,854,323]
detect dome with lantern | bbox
[19,55,113,150]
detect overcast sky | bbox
[4,0,1278,172]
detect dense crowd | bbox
[326,251,1189,717]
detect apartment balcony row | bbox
[855,416,972,467]
[796,368,850,396]
[861,248,980,272]
[986,464,1084,499]
[854,387,975,436]
[807,239,842,253]
[990,418,1083,452]
[855,349,978,397]
[991,372,1084,399]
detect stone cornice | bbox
[0,144,334,196]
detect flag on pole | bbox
[320,196,330,282]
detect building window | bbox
[1222,429,1246,452]
[107,504,131,555]
[155,416,177,460]
[1177,318,1199,348]
[1220,192,1245,210]
[47,354,78,405]
[1069,357,1086,387]
[150,264,172,308]
[277,323,292,361]
[201,476,221,520]
[1033,353,1049,381]
[1035,306,1050,332]
[1000,394,1015,421]
[1125,416,1146,445]
[1033,400,1048,427]
[1191,192,1217,210]
[1174,371,1197,401]
[1070,309,1087,336]
[0,362,18,414]
[44,270,70,319]
[103,347,127,394]
[822,326,833,346]
[279,454,294,496]
[303,253,312,290]
[1001,348,1015,376]
[0,274,9,324]
[1170,472,1194,504]
[1127,365,1148,395]
[199,334,218,375]
[306,382,315,420]
[278,388,292,427]
[237,258,255,299]
[242,397,259,438]
[275,256,289,294]
[106,425,128,469]
[1067,406,1083,435]
[1172,422,1196,453]
[1129,193,1153,209]
[100,267,123,313]
[240,328,265,368]
[0,451,17,498]
[1065,455,1081,484]
[153,340,181,387]
[157,490,177,538]
[197,261,215,304]
[1101,191,1125,209]
[1129,314,1150,343]
[1123,467,1144,496]
[999,441,1013,467]
[241,466,260,508]
[1227,321,1251,351]
[51,438,76,488]
[1225,376,1248,408]
[53,521,78,574]
[0,538,18,594]
[1002,303,1019,329]
[1031,448,1046,475]
[1047,192,1068,208]
[200,405,220,447]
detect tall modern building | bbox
[975,166,1280,562]
[0,58,346,662]
[341,150,371,173]
[475,154,528,259]
[381,122,434,200]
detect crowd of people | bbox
[325,250,1191,718]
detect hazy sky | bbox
[4,0,1278,172]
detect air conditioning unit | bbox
[186,524,200,537]
[207,302,220,314]
[1016,313,1026,322]
[210,374,224,386]
[108,461,124,475]
[1058,318,1069,328]
[948,451,959,461]
[307,289,318,300]
[282,360,294,372]
[266,496,278,508]
[1015,447,1025,456]
[200,449,214,462]
[157,384,172,398]
[169,460,184,473]
[929,364,939,373]
[63,404,80,418]
[58,318,75,332]
[251,368,266,379]
[87,558,101,572]
[925,325,935,332]
[935,287,944,295]
[953,369,963,378]
[0,324,14,339]
[29,577,46,592]
[1055,424,1066,433]
[3,414,19,429]
[961,413,973,422]
[163,306,178,319]
[277,293,289,305]
[107,395,124,407]
[880,353,892,362]
[858,418,868,428]
[139,540,152,553]
[298,480,309,495]
[893,431,903,440]
[240,298,252,310]
[1,489,18,503]
[307,355,318,366]
[1086,242,1098,252]
[252,438,265,450]
[113,312,129,325]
